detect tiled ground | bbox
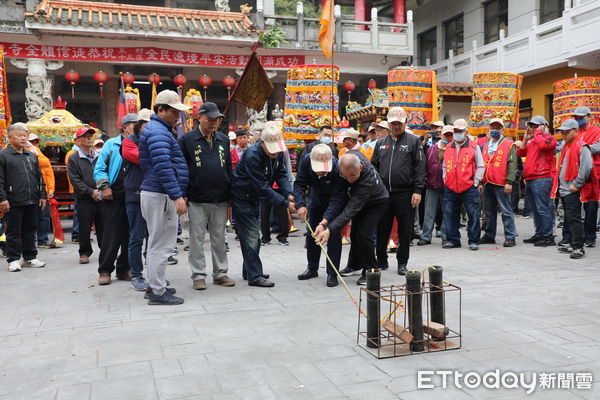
[0,216,598,399]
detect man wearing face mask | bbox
[299,125,339,160]
[371,107,426,275]
[517,116,557,246]
[423,121,444,153]
[419,125,453,246]
[572,106,600,247]
[479,118,518,247]
[442,119,485,250]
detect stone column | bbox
[10,58,63,121]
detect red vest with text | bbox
[578,124,600,179]
[551,139,599,202]
[444,139,477,193]
[482,137,514,186]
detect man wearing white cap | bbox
[230,124,295,287]
[479,118,518,247]
[442,118,485,250]
[374,120,391,140]
[371,106,426,275]
[293,144,347,287]
[338,128,360,157]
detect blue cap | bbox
[121,113,138,126]
[572,106,592,117]
[528,115,548,126]
[556,118,579,131]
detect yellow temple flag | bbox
[318,0,335,58]
[150,82,157,109]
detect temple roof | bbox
[25,0,257,38]
[437,81,473,96]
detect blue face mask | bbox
[576,118,587,129]
[441,139,449,145]
[453,132,465,142]
[320,136,332,145]
[490,130,502,139]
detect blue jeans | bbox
[233,199,264,283]
[483,184,517,240]
[421,188,446,242]
[126,201,146,278]
[37,202,51,243]
[525,177,554,238]
[444,186,481,246]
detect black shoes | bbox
[144,287,176,300]
[298,269,318,280]
[327,274,338,287]
[278,238,289,246]
[242,273,270,281]
[377,261,389,270]
[356,275,367,285]
[417,239,431,246]
[503,238,516,247]
[398,263,407,276]
[249,277,275,287]
[534,236,556,247]
[570,248,585,259]
[558,246,573,254]
[261,238,271,246]
[585,239,596,248]
[479,236,496,244]
[442,242,461,249]
[557,238,570,247]
[523,235,542,244]
[339,266,362,276]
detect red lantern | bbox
[147,73,161,86]
[173,74,187,89]
[222,76,236,89]
[93,70,108,98]
[64,69,80,99]
[198,74,212,100]
[121,72,135,86]
[368,79,377,90]
[344,80,355,101]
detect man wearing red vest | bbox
[552,119,599,259]
[572,106,600,247]
[480,118,518,247]
[442,119,485,250]
[517,115,557,246]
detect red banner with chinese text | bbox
[0,42,304,69]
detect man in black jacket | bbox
[298,125,339,160]
[371,107,426,276]
[0,123,47,272]
[314,151,389,285]
[67,127,103,265]
[179,102,234,290]
[294,144,347,287]
[230,124,295,287]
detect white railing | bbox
[425,0,600,82]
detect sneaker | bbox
[479,236,496,244]
[144,287,176,299]
[523,235,542,244]
[8,260,21,272]
[214,275,235,287]
[248,276,275,287]
[261,238,271,246]
[503,238,516,247]
[193,279,207,290]
[172,248,178,256]
[356,275,367,286]
[184,245,189,251]
[176,237,184,244]
[558,246,573,254]
[469,243,479,251]
[37,241,52,249]
[278,238,289,246]
[442,242,461,249]
[339,266,362,277]
[417,239,431,246]
[98,273,111,285]
[585,240,596,248]
[21,259,45,268]
[570,248,585,259]
[147,292,184,305]
[534,236,556,247]
[167,256,178,265]
[557,238,571,247]
[131,276,149,291]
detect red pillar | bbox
[355,0,366,30]
[394,0,406,24]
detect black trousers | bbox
[98,198,129,275]
[77,197,104,257]
[376,192,414,266]
[562,192,584,250]
[260,200,289,242]
[348,199,386,275]
[5,204,38,263]
[306,203,342,275]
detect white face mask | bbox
[453,132,465,142]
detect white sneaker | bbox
[21,259,45,268]
[8,260,21,272]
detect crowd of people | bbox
[0,88,598,305]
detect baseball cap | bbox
[441,125,454,135]
[528,115,548,126]
[236,129,249,137]
[121,113,138,126]
[228,131,236,140]
[137,108,152,122]
[28,133,39,141]
[342,128,359,141]
[154,90,191,111]
[261,124,286,154]
[375,120,390,130]
[74,126,95,139]
[572,106,592,117]
[367,122,378,133]
[453,119,469,130]
[310,144,333,173]
[431,120,444,128]
[387,107,407,123]
[556,118,579,131]
[199,102,224,118]
[489,117,505,127]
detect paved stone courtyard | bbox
[0,216,599,400]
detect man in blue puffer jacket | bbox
[139,90,190,305]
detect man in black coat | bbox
[294,144,347,287]
[314,151,389,285]
[0,123,47,272]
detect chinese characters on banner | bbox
[0,42,304,69]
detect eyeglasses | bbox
[339,171,359,180]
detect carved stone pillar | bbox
[10,58,64,121]
[214,0,230,12]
